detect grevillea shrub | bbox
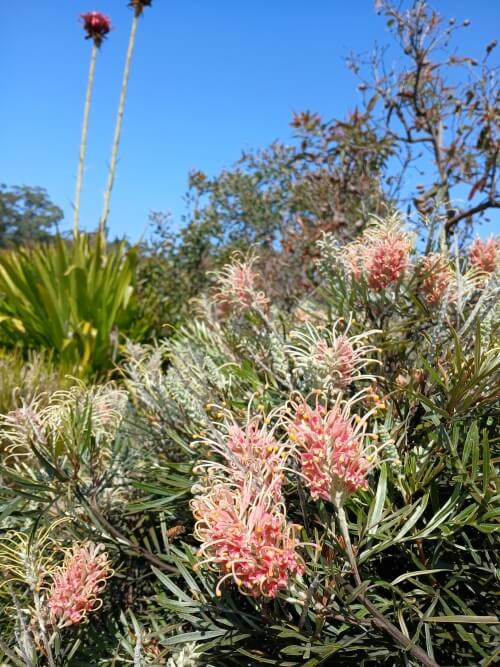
[1,213,497,665]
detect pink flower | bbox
[338,216,413,290]
[81,12,111,47]
[48,542,112,626]
[469,237,499,275]
[226,422,285,498]
[313,337,356,390]
[195,418,289,502]
[288,320,379,394]
[289,402,370,501]
[419,253,455,306]
[214,256,269,312]
[364,233,410,290]
[192,480,304,598]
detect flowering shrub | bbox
[1,208,498,665]
[1,0,499,662]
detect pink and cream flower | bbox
[48,542,112,626]
[191,478,304,598]
[362,218,413,290]
[288,320,379,394]
[335,214,413,290]
[213,255,269,312]
[194,414,289,500]
[288,394,390,504]
[469,237,499,275]
[419,253,455,306]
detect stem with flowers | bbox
[99,13,139,236]
[73,42,97,236]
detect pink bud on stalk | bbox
[80,11,111,47]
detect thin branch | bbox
[346,584,440,667]
[335,501,438,667]
[444,199,500,231]
[82,493,178,574]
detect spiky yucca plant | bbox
[0,233,140,375]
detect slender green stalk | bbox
[335,499,362,586]
[73,42,98,237]
[99,13,139,236]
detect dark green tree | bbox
[0,184,63,248]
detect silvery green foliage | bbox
[166,642,202,667]
[0,381,128,455]
[479,293,500,343]
[163,367,207,424]
[316,232,344,279]
[268,331,290,380]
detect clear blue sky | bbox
[1,1,498,241]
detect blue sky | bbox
[1,1,498,241]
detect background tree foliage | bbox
[0,184,63,248]
[137,0,498,337]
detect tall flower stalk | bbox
[99,2,152,235]
[73,42,97,236]
[74,12,111,236]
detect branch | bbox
[84,495,178,574]
[445,198,500,232]
[345,584,440,667]
[336,503,439,667]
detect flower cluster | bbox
[361,217,413,289]
[288,320,379,394]
[288,401,372,502]
[191,413,304,598]
[80,11,111,47]
[225,421,286,497]
[419,253,455,306]
[192,479,304,598]
[48,542,112,626]
[320,215,413,290]
[213,255,269,312]
[469,237,499,275]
